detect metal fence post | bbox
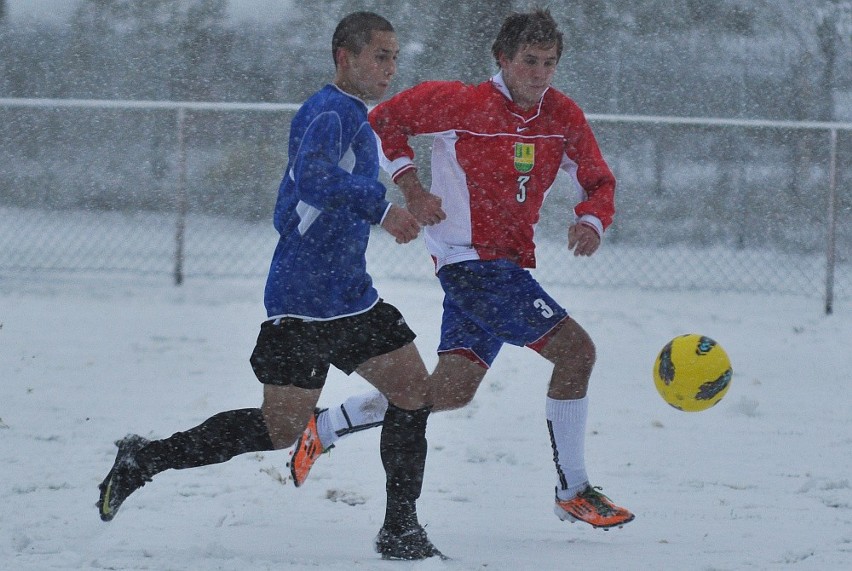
[825,128,838,315]
[174,107,188,285]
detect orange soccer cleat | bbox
[554,485,635,530]
[288,409,330,487]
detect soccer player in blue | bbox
[97,12,444,561]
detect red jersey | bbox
[370,73,616,270]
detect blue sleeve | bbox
[291,110,389,224]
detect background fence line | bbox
[1,97,849,314]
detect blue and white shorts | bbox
[436,259,569,368]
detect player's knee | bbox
[577,334,596,367]
[547,321,596,367]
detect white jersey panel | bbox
[296,200,321,235]
[339,145,356,174]
[424,131,480,270]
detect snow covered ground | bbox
[1,270,850,570]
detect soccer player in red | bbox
[291,8,634,531]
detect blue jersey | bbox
[264,84,391,320]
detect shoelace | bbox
[580,487,617,516]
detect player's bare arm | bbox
[395,170,446,226]
[568,223,600,257]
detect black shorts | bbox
[249,301,416,389]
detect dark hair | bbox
[332,11,394,66]
[491,8,563,66]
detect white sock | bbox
[316,390,388,448]
[546,395,590,501]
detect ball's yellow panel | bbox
[653,334,732,412]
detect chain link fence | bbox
[1,99,849,313]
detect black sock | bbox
[380,403,430,533]
[136,408,274,475]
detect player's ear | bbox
[335,47,352,69]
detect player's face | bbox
[337,31,399,102]
[500,43,559,110]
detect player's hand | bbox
[382,204,421,244]
[568,223,600,257]
[395,169,446,226]
[407,191,446,226]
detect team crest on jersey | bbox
[514,143,535,173]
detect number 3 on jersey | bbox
[516,175,530,203]
[534,298,554,318]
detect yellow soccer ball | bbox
[653,334,733,412]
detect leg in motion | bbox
[374,402,444,560]
[540,318,634,529]
[97,407,277,521]
[371,350,484,559]
[99,379,320,521]
[357,344,445,560]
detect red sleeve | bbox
[563,106,616,231]
[369,81,470,179]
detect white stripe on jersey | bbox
[296,200,321,235]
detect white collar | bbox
[329,83,368,107]
[490,71,550,108]
[490,71,512,100]
[490,71,547,121]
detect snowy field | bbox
[1,269,851,570]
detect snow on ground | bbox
[1,271,850,570]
